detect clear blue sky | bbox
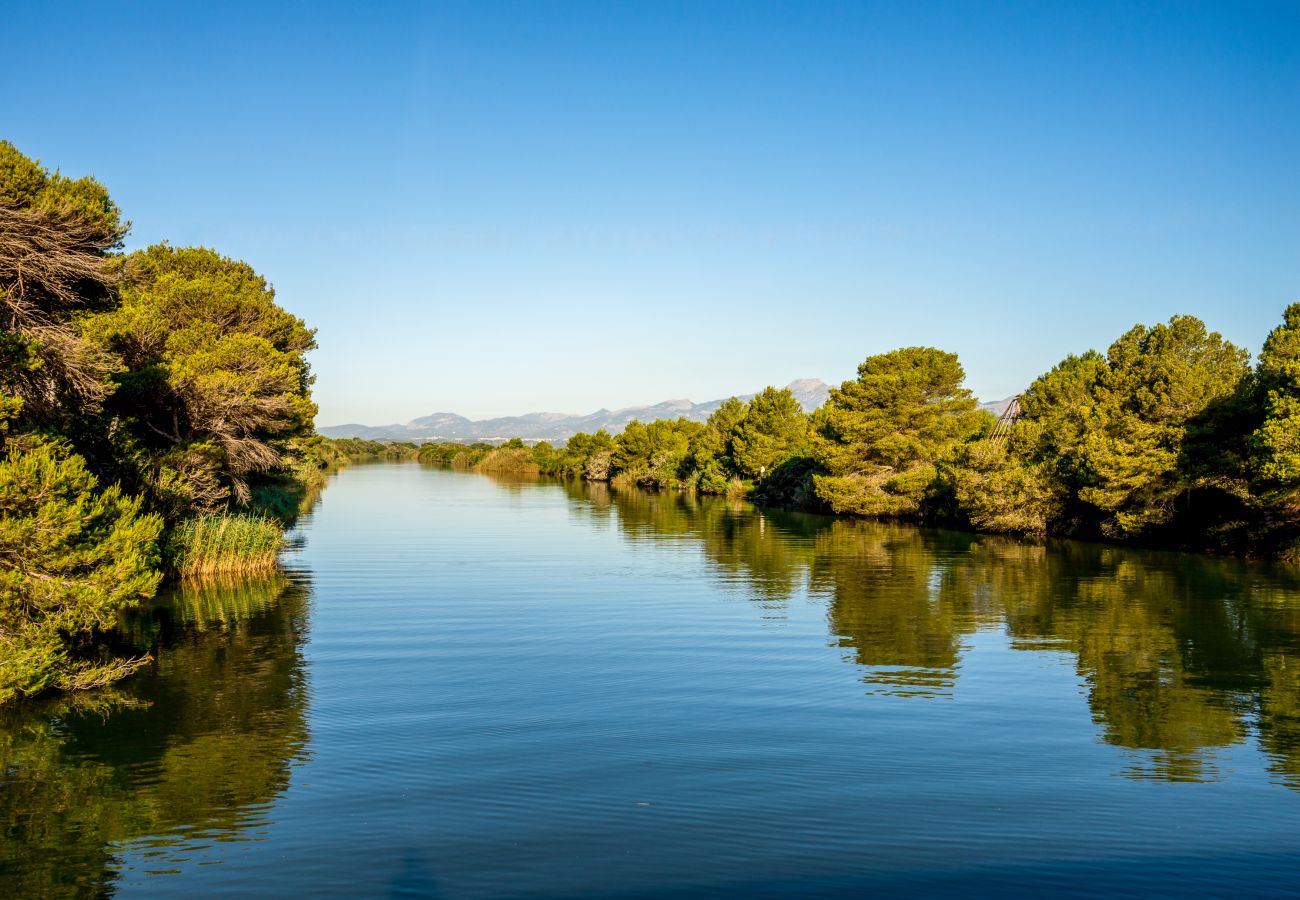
[6,1,1298,423]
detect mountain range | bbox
[319,378,1014,443]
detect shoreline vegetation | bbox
[1,141,327,703]
[331,304,1300,565]
[2,136,1298,706]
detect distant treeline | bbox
[315,437,420,465]
[1,141,324,702]
[400,311,1300,560]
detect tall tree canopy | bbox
[1073,316,1248,537]
[731,386,808,479]
[85,245,317,510]
[812,347,985,518]
[1252,303,1300,499]
[0,141,124,431]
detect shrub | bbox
[0,441,162,704]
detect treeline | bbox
[1,141,321,702]
[316,438,419,466]
[413,385,809,496]
[417,314,1300,559]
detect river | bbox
[4,462,1300,897]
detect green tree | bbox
[1252,303,1300,495]
[0,141,124,434]
[950,353,1107,536]
[951,439,1060,536]
[1076,315,1248,537]
[690,398,746,469]
[812,347,985,518]
[84,245,317,510]
[0,140,124,237]
[0,441,162,703]
[732,387,808,479]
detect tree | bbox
[0,441,162,703]
[1252,303,1300,496]
[611,418,701,488]
[951,440,1060,537]
[950,353,1107,537]
[732,387,808,479]
[0,141,124,434]
[1075,316,1248,537]
[84,245,317,509]
[812,347,985,518]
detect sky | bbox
[5,1,1298,424]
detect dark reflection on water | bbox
[0,573,312,896]
[4,463,1300,897]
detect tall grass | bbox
[165,513,286,578]
[474,447,541,475]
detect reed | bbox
[165,513,286,578]
[725,477,750,501]
[474,447,541,475]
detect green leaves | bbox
[0,140,123,242]
[732,387,808,479]
[812,347,984,518]
[1071,316,1247,537]
[0,441,161,703]
[85,244,318,509]
[1252,303,1300,496]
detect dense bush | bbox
[0,441,161,703]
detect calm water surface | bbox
[5,462,1300,897]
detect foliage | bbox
[320,437,419,466]
[0,140,323,705]
[84,244,317,509]
[0,441,161,703]
[1073,316,1248,538]
[164,513,285,579]
[0,140,124,238]
[1252,303,1300,496]
[0,142,124,433]
[611,417,702,488]
[476,446,541,475]
[812,347,985,518]
[731,387,808,478]
[690,397,746,473]
[950,439,1060,536]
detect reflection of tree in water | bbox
[0,575,311,895]
[562,479,1300,787]
[574,482,822,607]
[812,521,992,697]
[972,541,1247,782]
[1249,588,1300,790]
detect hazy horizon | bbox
[7,1,1297,423]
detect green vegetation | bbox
[811,347,986,518]
[164,513,286,579]
[409,308,1300,560]
[5,134,1296,706]
[0,441,161,703]
[316,437,419,467]
[413,389,813,498]
[1,140,321,703]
